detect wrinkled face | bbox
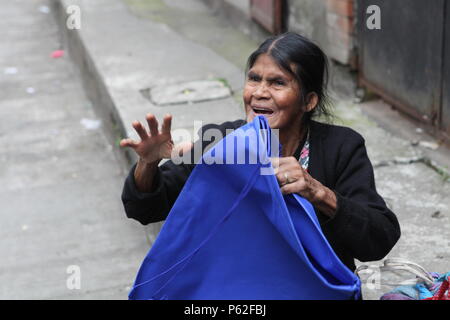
[244,54,304,129]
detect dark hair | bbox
[246,32,332,125]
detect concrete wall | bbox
[199,0,271,43]
[200,0,358,97]
[287,0,356,66]
[287,0,328,47]
[202,0,356,66]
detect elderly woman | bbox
[120,32,400,273]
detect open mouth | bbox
[252,106,274,115]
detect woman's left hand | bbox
[271,157,337,218]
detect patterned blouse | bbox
[299,130,310,171]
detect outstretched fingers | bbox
[119,138,139,149]
[161,114,172,135]
[146,113,159,137]
[132,121,149,141]
[122,114,173,151]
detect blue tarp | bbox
[129,116,361,300]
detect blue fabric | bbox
[129,116,361,300]
[390,285,420,300]
[382,272,450,300]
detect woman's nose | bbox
[253,83,270,99]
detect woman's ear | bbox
[305,92,318,112]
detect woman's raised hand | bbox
[120,113,176,164]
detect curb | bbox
[51,0,138,171]
[51,0,159,245]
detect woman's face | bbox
[244,54,304,130]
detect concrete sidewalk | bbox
[0,0,149,299]
[53,0,450,300]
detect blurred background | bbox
[1,0,449,300]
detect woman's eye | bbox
[274,80,285,86]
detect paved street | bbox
[0,0,148,299]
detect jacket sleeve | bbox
[320,133,401,262]
[121,159,194,225]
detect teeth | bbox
[253,107,273,113]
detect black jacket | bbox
[121,119,401,272]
